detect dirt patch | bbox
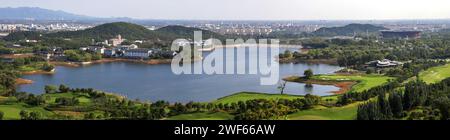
[15,78,34,85]
[331,82,356,94]
[21,70,55,75]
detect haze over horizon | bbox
[0,0,450,20]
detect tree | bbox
[91,52,102,60]
[59,84,70,93]
[377,94,393,119]
[84,113,96,120]
[0,70,18,96]
[29,111,42,120]
[277,81,287,94]
[302,94,321,109]
[41,63,55,72]
[433,97,450,120]
[283,50,293,58]
[19,110,29,120]
[0,111,4,120]
[366,69,374,74]
[44,85,58,94]
[55,97,80,106]
[389,92,404,118]
[304,69,314,79]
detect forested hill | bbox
[313,24,387,37]
[46,22,158,40]
[155,25,225,40]
[4,22,226,42]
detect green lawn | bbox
[0,96,6,101]
[166,112,233,120]
[18,62,46,72]
[212,92,304,104]
[0,103,54,120]
[419,64,450,84]
[287,102,360,120]
[43,93,92,105]
[313,74,395,92]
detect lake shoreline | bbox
[15,78,34,85]
[50,58,174,67]
[283,76,355,95]
[21,69,55,75]
[278,58,339,65]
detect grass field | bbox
[166,112,233,120]
[18,62,47,72]
[313,74,394,92]
[43,92,92,105]
[287,102,360,120]
[212,92,304,104]
[0,96,6,101]
[0,103,54,120]
[0,93,98,120]
[419,64,450,84]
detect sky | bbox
[1,0,450,20]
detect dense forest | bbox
[357,78,450,120]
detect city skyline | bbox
[0,0,449,20]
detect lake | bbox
[18,47,342,103]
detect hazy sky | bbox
[1,0,450,20]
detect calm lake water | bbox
[18,47,342,103]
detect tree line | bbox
[358,78,450,120]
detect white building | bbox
[109,35,124,46]
[80,46,106,54]
[124,49,152,58]
[118,44,138,50]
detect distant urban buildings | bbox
[0,23,91,32]
[381,30,421,39]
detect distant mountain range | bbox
[0,7,96,20]
[313,24,387,37]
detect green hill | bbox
[46,22,159,40]
[313,24,387,37]
[4,22,225,42]
[3,31,43,41]
[155,25,224,40]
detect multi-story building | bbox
[118,44,138,50]
[104,49,116,57]
[123,49,152,58]
[109,35,124,46]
